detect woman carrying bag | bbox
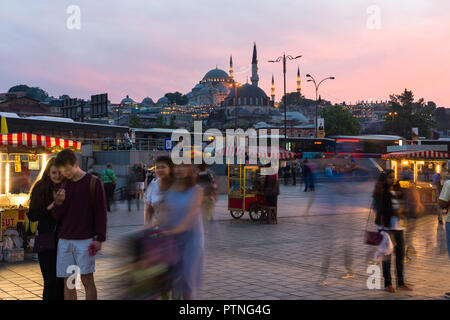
[27,157,65,300]
[372,169,412,293]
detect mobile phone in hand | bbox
[89,243,97,256]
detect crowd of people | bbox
[27,149,218,300]
[25,146,450,300]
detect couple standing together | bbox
[28,149,107,300]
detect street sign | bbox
[14,156,21,173]
[317,118,325,138]
[164,138,173,151]
[90,93,108,118]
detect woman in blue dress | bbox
[162,163,204,299]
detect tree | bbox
[128,114,142,128]
[154,115,165,128]
[320,105,361,136]
[280,92,303,107]
[164,91,189,105]
[435,107,450,130]
[381,89,435,139]
[8,84,49,101]
[59,94,71,100]
[168,116,176,129]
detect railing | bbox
[77,138,167,151]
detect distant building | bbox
[156,96,171,106]
[186,66,233,106]
[0,92,27,102]
[0,96,60,117]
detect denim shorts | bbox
[56,238,95,278]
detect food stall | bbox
[382,150,449,213]
[223,147,295,221]
[0,133,81,262]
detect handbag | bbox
[33,231,56,253]
[364,201,383,246]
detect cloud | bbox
[0,0,449,106]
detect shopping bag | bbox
[364,202,383,246]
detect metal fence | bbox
[78,138,166,151]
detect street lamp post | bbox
[232,81,242,129]
[269,53,302,149]
[305,74,335,138]
[388,111,398,132]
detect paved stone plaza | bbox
[1,181,449,300]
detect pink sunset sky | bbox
[1,0,449,106]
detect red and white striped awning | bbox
[215,147,296,160]
[0,133,81,152]
[382,150,449,160]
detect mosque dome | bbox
[141,97,155,105]
[202,67,231,83]
[121,95,135,104]
[226,84,268,100]
[286,111,308,123]
[224,83,269,107]
[157,96,170,105]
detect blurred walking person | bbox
[292,163,297,186]
[402,180,424,261]
[100,163,116,212]
[125,166,138,212]
[302,160,315,192]
[135,163,147,201]
[264,165,279,224]
[434,170,443,224]
[373,170,412,293]
[161,163,204,300]
[196,163,217,233]
[283,166,290,186]
[145,156,174,226]
[319,161,356,286]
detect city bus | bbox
[330,135,403,158]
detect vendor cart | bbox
[0,133,81,262]
[228,165,267,221]
[225,147,295,221]
[382,150,449,213]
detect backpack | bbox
[90,175,99,208]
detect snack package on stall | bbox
[4,236,15,250]
[3,248,24,263]
[12,235,23,249]
[3,229,19,237]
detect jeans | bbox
[38,250,65,300]
[382,230,405,288]
[127,193,139,211]
[303,174,315,192]
[104,182,115,211]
